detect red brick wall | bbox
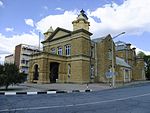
[14,44,21,68]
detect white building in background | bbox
[14,44,40,74]
[4,44,40,74]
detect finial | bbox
[47,26,54,32]
[78,9,88,20]
[80,9,85,14]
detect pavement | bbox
[0,80,150,94]
[0,82,111,94]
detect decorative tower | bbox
[70,9,93,83]
[44,26,54,40]
[72,9,90,31]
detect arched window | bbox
[33,64,39,80]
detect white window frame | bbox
[51,48,56,54]
[65,45,71,56]
[58,47,63,55]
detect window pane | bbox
[65,45,71,56]
[51,48,56,54]
[58,47,62,55]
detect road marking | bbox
[27,92,37,95]
[47,91,56,94]
[1,92,150,112]
[5,92,16,95]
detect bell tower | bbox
[72,9,90,31]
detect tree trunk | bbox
[5,84,9,90]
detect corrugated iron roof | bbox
[116,57,131,68]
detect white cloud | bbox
[5,27,14,32]
[0,32,39,63]
[131,45,150,55]
[55,7,64,11]
[25,19,34,27]
[0,1,3,7]
[36,10,78,33]
[88,0,150,37]
[36,0,150,38]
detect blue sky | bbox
[0,0,150,62]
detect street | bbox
[0,83,150,113]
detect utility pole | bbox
[39,32,41,50]
[112,32,125,88]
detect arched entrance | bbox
[50,62,59,83]
[33,64,39,81]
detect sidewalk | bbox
[22,83,112,92]
[0,83,111,93]
[0,80,149,93]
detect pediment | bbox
[47,27,71,41]
[53,30,70,39]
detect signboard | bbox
[105,72,115,78]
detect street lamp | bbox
[112,32,125,87]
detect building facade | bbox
[5,44,39,75]
[14,44,40,74]
[115,41,145,81]
[28,10,145,84]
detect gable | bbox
[45,27,71,42]
[52,30,70,40]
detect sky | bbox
[0,0,150,63]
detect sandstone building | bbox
[28,10,145,84]
[115,41,145,81]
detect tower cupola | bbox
[72,9,90,31]
[44,26,54,40]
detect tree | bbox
[144,55,150,80]
[0,64,4,74]
[0,63,26,90]
[136,52,150,80]
[137,51,145,58]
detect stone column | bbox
[37,58,50,84]
[128,69,131,82]
[123,68,126,83]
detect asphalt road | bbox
[0,83,150,113]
